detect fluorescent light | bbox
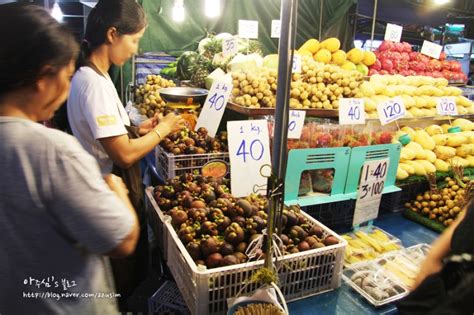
[172,0,185,23]
[205,0,221,18]
[51,2,63,22]
[434,0,449,5]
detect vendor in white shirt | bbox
[67,0,184,311]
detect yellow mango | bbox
[432,134,448,146]
[453,118,474,132]
[406,142,426,160]
[413,129,436,150]
[399,162,415,175]
[408,107,425,117]
[401,126,416,139]
[458,106,469,115]
[416,160,436,174]
[434,159,450,172]
[456,96,472,107]
[424,150,437,163]
[363,97,377,112]
[405,160,427,176]
[425,125,444,136]
[434,145,456,160]
[446,134,468,147]
[397,167,409,180]
[449,156,470,168]
[441,124,451,134]
[466,155,474,167]
[456,144,472,158]
[400,147,416,161]
[413,96,427,108]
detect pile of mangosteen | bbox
[153,173,339,269]
[160,126,228,155]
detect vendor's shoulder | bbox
[71,67,103,88]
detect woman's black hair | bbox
[0,3,79,99]
[78,0,147,67]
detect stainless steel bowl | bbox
[159,87,208,105]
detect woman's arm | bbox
[99,112,184,169]
[411,209,466,290]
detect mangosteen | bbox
[180,173,194,183]
[199,221,218,236]
[298,241,310,252]
[183,137,195,146]
[233,216,246,227]
[280,234,289,245]
[196,147,206,154]
[221,255,239,266]
[171,209,188,227]
[200,236,220,258]
[172,147,182,155]
[219,242,234,256]
[236,199,253,218]
[308,225,324,238]
[206,253,223,268]
[235,242,248,253]
[233,252,247,263]
[201,190,216,204]
[249,233,263,243]
[186,241,202,260]
[251,215,265,231]
[209,208,224,220]
[311,242,325,249]
[195,259,206,266]
[182,196,194,208]
[224,223,245,245]
[184,146,197,154]
[323,236,339,246]
[190,200,206,209]
[216,216,231,232]
[161,186,175,199]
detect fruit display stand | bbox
[226,101,339,118]
[163,211,346,315]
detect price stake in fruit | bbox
[437,97,458,116]
[353,159,389,226]
[292,54,302,73]
[238,20,259,39]
[288,110,306,139]
[227,120,271,197]
[421,40,443,60]
[195,80,232,138]
[384,23,403,43]
[377,97,406,125]
[271,20,281,38]
[222,37,238,57]
[339,98,365,125]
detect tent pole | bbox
[319,0,324,41]
[370,0,378,51]
[264,0,298,271]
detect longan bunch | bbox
[134,74,176,117]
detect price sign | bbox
[227,120,271,197]
[377,97,406,125]
[353,159,389,226]
[222,37,238,57]
[384,23,403,43]
[195,80,232,137]
[437,97,458,116]
[292,55,302,73]
[339,98,365,125]
[288,110,306,139]
[271,20,281,38]
[238,20,259,39]
[421,40,443,59]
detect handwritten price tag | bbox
[437,97,458,116]
[339,98,365,125]
[288,110,306,139]
[421,40,443,59]
[222,37,238,57]
[195,80,232,137]
[271,20,281,38]
[377,97,406,125]
[292,55,302,73]
[384,23,403,43]
[353,159,389,226]
[227,120,271,197]
[238,20,259,39]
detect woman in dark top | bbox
[398,200,474,314]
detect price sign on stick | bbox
[421,40,443,59]
[384,23,403,43]
[437,97,458,116]
[195,80,232,138]
[227,120,271,197]
[271,20,281,38]
[222,37,238,57]
[377,97,406,125]
[288,110,306,139]
[238,20,259,39]
[353,159,389,226]
[292,55,302,73]
[339,98,365,125]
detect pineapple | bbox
[190,56,212,88]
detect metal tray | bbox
[159,87,208,105]
[343,261,409,307]
[226,101,339,118]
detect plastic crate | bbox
[148,280,190,315]
[145,186,168,260]
[303,200,356,232]
[164,211,347,315]
[156,145,230,179]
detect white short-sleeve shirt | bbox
[68,67,131,175]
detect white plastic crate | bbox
[145,186,168,260]
[155,145,230,179]
[164,211,347,315]
[148,280,189,314]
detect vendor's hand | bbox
[411,257,443,291]
[104,174,129,195]
[157,112,186,135]
[138,115,159,135]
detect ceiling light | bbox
[433,0,450,5]
[172,0,185,23]
[205,0,221,18]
